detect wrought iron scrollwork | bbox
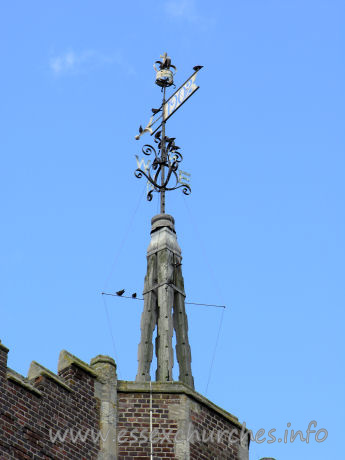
[134,131,191,202]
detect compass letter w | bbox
[135,155,151,172]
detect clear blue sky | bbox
[1,1,344,459]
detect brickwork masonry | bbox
[0,342,102,460]
[0,341,249,459]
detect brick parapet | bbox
[117,380,243,429]
[0,342,249,460]
[0,340,9,385]
[117,381,249,460]
[0,343,101,459]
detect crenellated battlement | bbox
[0,344,98,396]
[7,368,42,396]
[0,340,249,460]
[28,361,72,392]
[0,340,114,460]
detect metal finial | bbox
[135,130,191,203]
[134,54,203,213]
[153,52,176,87]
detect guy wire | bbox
[103,184,146,292]
[101,292,226,309]
[102,294,121,380]
[182,195,228,396]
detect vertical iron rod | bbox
[160,87,166,214]
[150,380,153,459]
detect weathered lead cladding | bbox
[136,214,194,388]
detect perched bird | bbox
[166,137,176,151]
[116,289,125,296]
[135,116,154,140]
[193,65,203,72]
[151,107,161,114]
[131,293,137,298]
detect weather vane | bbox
[134,52,203,214]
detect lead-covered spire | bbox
[136,214,194,387]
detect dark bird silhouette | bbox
[131,293,137,298]
[151,108,161,114]
[193,65,203,72]
[116,289,125,296]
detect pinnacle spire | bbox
[136,214,194,387]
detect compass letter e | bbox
[178,170,191,185]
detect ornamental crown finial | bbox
[153,52,176,88]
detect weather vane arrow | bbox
[134,52,203,214]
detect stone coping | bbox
[117,380,243,430]
[28,361,72,392]
[0,340,9,353]
[7,369,42,396]
[58,350,98,377]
